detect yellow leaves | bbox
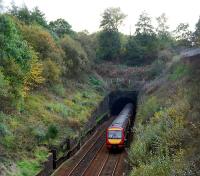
[64,99,74,107]
[23,59,45,96]
[42,59,61,85]
[153,110,164,122]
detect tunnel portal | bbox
[109,90,138,117]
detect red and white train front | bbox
[106,127,125,149]
[106,103,133,150]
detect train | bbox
[106,103,133,150]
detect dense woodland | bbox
[0,2,200,176]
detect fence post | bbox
[66,138,70,151]
[51,148,57,169]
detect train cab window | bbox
[108,130,122,139]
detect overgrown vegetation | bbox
[129,59,200,175]
[0,1,200,175]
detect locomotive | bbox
[106,103,133,150]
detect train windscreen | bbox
[108,130,122,139]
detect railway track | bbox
[66,131,122,176]
[97,153,121,176]
[67,131,106,176]
[53,116,127,176]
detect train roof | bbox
[109,103,133,129]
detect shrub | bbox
[32,126,46,143]
[0,15,32,69]
[51,84,65,97]
[47,103,68,118]
[46,124,58,139]
[157,49,173,62]
[0,123,10,136]
[34,147,49,163]
[20,24,62,62]
[169,63,189,81]
[17,159,40,176]
[130,156,172,176]
[129,105,186,176]
[60,35,89,76]
[23,58,45,95]
[137,96,160,123]
[1,135,15,149]
[0,15,42,111]
[42,59,61,85]
[147,59,166,79]
[0,70,10,97]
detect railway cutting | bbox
[53,96,137,176]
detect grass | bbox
[0,82,103,175]
[169,63,189,81]
[17,160,41,176]
[47,102,69,118]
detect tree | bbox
[0,15,43,110]
[0,15,32,68]
[156,13,170,37]
[76,31,96,61]
[20,25,62,62]
[9,3,32,25]
[60,35,88,76]
[98,7,126,60]
[49,18,74,38]
[156,13,173,49]
[9,4,48,28]
[124,12,158,65]
[174,23,192,47]
[135,11,154,35]
[97,31,121,60]
[31,7,48,28]
[100,7,126,32]
[193,17,200,46]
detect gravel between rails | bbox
[68,131,106,176]
[98,153,121,176]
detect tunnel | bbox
[110,97,134,116]
[109,90,138,120]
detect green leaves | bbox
[100,7,126,32]
[97,31,121,60]
[0,15,32,70]
[60,35,89,75]
[49,18,74,38]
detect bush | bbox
[47,102,68,118]
[34,147,49,163]
[157,50,173,62]
[23,58,45,95]
[51,84,65,97]
[147,59,166,79]
[0,15,43,111]
[46,124,58,139]
[137,96,160,123]
[0,15,32,69]
[20,24,62,62]
[76,31,96,61]
[0,123,10,136]
[17,159,40,176]
[169,63,189,81]
[97,31,121,61]
[130,156,172,176]
[32,126,46,143]
[42,59,61,85]
[129,105,186,176]
[60,35,89,76]
[0,70,10,97]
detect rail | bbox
[67,132,106,176]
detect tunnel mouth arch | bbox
[110,97,134,116]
